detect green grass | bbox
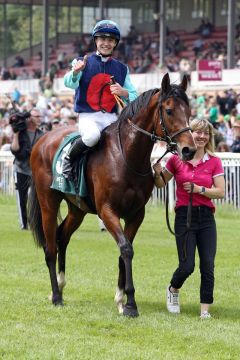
[0,196,239,359]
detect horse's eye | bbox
[166,109,172,116]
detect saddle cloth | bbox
[50,132,88,198]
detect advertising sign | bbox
[198,60,222,81]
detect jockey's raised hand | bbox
[73,55,88,75]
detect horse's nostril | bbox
[182,147,196,160]
[182,147,190,156]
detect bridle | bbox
[128,105,191,158]
[117,97,192,176]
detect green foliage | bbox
[0,4,82,59]
[0,196,239,359]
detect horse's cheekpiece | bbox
[28,73,196,316]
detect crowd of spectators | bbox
[1,20,240,81]
[1,85,240,155]
[0,89,78,152]
[189,89,240,152]
[152,88,240,156]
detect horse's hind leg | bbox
[42,208,63,305]
[35,184,63,306]
[56,202,86,296]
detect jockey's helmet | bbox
[92,20,120,48]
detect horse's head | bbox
[156,73,196,161]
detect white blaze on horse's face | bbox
[172,103,196,161]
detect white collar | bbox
[96,51,110,62]
[202,152,210,162]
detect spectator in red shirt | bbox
[153,118,225,319]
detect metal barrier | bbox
[1,151,240,209]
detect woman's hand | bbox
[153,162,163,177]
[153,162,173,188]
[183,182,201,193]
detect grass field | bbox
[0,196,239,360]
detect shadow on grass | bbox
[139,300,202,318]
[213,305,240,321]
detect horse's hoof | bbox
[53,300,63,306]
[123,305,139,317]
[52,296,63,306]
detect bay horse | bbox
[28,73,196,317]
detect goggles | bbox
[94,23,118,32]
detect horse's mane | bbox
[118,83,189,123]
[118,88,159,121]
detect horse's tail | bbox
[28,179,45,248]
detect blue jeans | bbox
[170,206,217,304]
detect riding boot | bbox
[62,137,89,179]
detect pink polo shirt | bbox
[165,153,224,210]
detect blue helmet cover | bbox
[92,20,120,40]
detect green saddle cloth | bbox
[50,132,88,198]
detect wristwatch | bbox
[199,186,206,194]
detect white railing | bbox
[151,152,240,210]
[1,151,240,209]
[1,69,240,97]
[0,151,15,195]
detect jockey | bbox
[62,19,138,179]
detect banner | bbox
[197,60,222,81]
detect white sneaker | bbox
[166,285,180,313]
[200,311,211,319]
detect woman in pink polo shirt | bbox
[153,118,225,319]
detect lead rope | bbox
[160,171,194,261]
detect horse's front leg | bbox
[119,238,138,317]
[115,208,145,316]
[114,256,125,314]
[102,209,144,317]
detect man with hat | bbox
[61,19,138,179]
[231,116,240,153]
[10,108,43,229]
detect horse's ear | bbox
[180,75,188,92]
[161,73,171,95]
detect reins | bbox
[110,83,193,258]
[160,170,194,260]
[105,79,193,258]
[99,76,125,112]
[114,81,154,177]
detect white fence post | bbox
[0,151,15,195]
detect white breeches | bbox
[78,112,118,147]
